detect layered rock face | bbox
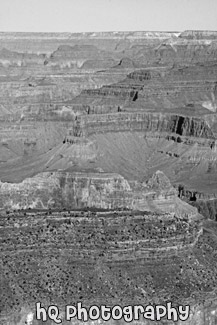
[0,170,196,216]
[70,112,215,138]
[1,31,217,324]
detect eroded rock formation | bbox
[1,31,217,324]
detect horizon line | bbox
[0,29,217,34]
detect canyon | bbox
[0,30,217,324]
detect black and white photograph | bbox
[0,0,217,324]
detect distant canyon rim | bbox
[1,30,217,324]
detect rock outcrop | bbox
[70,112,215,139]
[0,170,190,214]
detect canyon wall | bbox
[1,31,217,324]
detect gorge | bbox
[1,30,217,324]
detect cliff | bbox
[180,30,217,39]
[0,170,194,215]
[71,112,215,139]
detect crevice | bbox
[176,116,185,135]
[132,91,138,101]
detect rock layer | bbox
[1,31,217,324]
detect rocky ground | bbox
[1,30,217,324]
